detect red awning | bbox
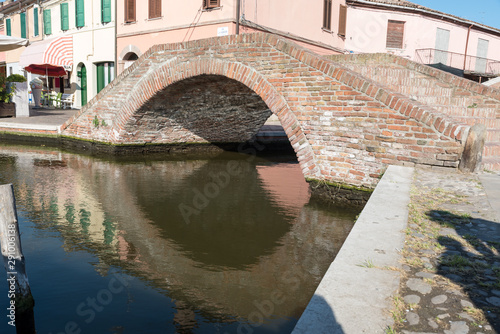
[19,36,73,76]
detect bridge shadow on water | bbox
[427,210,500,332]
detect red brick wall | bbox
[330,53,500,171]
[62,33,467,188]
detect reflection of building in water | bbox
[0,146,357,326]
[11,150,118,247]
[256,164,310,213]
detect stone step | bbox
[397,86,454,98]
[349,66,427,79]
[486,129,500,142]
[482,157,500,171]
[434,106,497,118]
[484,142,500,157]
[255,125,288,142]
[453,117,500,128]
[414,95,498,107]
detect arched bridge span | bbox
[62,33,470,188]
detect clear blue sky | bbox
[409,0,500,29]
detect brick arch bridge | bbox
[62,33,475,188]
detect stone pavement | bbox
[396,168,500,334]
[0,105,77,132]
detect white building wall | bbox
[5,0,116,108]
[345,6,500,64]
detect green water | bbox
[0,144,359,334]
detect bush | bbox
[6,74,27,82]
[0,76,12,102]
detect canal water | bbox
[0,143,360,334]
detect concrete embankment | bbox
[293,165,414,333]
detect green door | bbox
[80,65,87,106]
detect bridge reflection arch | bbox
[109,57,321,180]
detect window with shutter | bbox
[20,12,26,38]
[203,0,220,9]
[34,7,39,36]
[338,4,347,37]
[323,0,332,31]
[75,0,85,28]
[61,3,69,31]
[149,0,161,19]
[125,0,136,23]
[6,18,11,36]
[102,0,111,23]
[43,9,52,35]
[386,20,405,49]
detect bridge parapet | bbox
[62,33,472,188]
[331,52,500,171]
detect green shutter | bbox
[60,3,69,31]
[76,0,85,28]
[102,0,111,23]
[6,18,11,36]
[43,9,52,35]
[34,7,39,36]
[96,63,105,93]
[20,12,26,38]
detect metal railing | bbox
[415,48,500,77]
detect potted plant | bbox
[0,74,27,117]
[0,75,16,117]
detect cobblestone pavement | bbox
[394,168,500,334]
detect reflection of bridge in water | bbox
[0,146,358,328]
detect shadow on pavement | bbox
[428,209,500,332]
[292,294,345,334]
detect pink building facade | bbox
[117,0,348,74]
[344,0,500,81]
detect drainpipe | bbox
[236,0,240,35]
[114,0,117,77]
[463,24,473,71]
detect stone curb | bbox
[293,165,414,334]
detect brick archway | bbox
[106,57,320,179]
[62,33,473,188]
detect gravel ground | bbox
[391,168,500,334]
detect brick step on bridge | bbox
[61,33,492,189]
[330,53,500,171]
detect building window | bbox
[43,9,52,35]
[6,18,11,36]
[323,0,332,31]
[338,4,347,37]
[125,0,136,23]
[102,0,111,23]
[149,0,161,19]
[203,0,220,10]
[34,7,39,36]
[20,12,27,38]
[76,0,85,28]
[61,3,69,31]
[386,20,405,49]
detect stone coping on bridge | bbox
[293,165,414,333]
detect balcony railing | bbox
[415,48,500,77]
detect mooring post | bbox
[0,184,36,334]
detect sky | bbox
[408,0,500,29]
